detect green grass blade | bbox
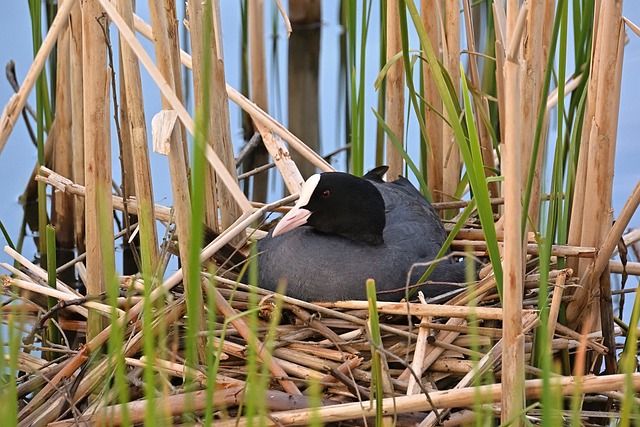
[521,0,566,237]
[403,0,503,293]
[366,279,386,426]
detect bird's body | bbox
[257,168,466,302]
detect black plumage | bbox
[257,167,466,302]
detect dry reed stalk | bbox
[193,0,244,239]
[126,356,239,385]
[312,356,364,393]
[250,122,303,193]
[570,179,640,324]
[420,339,502,426]
[4,243,81,299]
[493,2,507,148]
[428,339,483,359]
[95,1,252,214]
[52,3,75,257]
[546,269,567,343]
[68,385,246,427]
[421,0,444,202]
[39,168,263,253]
[1,263,87,319]
[554,323,609,354]
[500,1,528,422]
[567,0,625,328]
[49,385,340,427]
[69,0,85,254]
[145,0,206,362]
[610,259,640,275]
[13,200,292,424]
[210,287,302,395]
[461,0,499,201]
[81,0,114,340]
[0,0,76,153]
[452,240,597,258]
[286,304,360,353]
[221,373,640,427]
[322,301,525,321]
[546,73,584,109]
[188,0,217,229]
[115,0,159,269]
[406,295,431,395]
[398,317,466,384]
[451,334,492,348]
[131,14,333,175]
[441,0,461,202]
[519,0,548,226]
[288,343,355,363]
[228,84,334,172]
[17,348,89,425]
[229,282,417,340]
[429,358,475,375]
[38,167,171,223]
[45,300,187,419]
[246,0,271,195]
[419,321,503,338]
[385,0,405,178]
[5,278,122,318]
[273,346,346,375]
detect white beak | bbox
[272,174,321,236]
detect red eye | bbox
[321,190,331,198]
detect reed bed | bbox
[2,218,640,425]
[1,0,640,426]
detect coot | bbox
[257,167,466,302]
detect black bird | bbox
[257,166,466,302]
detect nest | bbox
[5,223,634,427]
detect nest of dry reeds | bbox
[4,214,634,426]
